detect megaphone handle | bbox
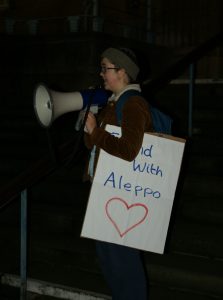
[66,88,96,167]
[79,93,94,132]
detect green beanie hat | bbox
[101,47,139,81]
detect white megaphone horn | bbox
[33,83,109,128]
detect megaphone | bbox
[33,83,109,127]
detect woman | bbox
[84,47,153,300]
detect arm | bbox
[86,97,151,161]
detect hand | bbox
[85,112,97,134]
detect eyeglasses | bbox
[100,66,119,74]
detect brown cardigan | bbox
[84,94,153,178]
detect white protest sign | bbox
[81,125,185,254]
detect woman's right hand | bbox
[85,112,97,134]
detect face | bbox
[100,57,126,94]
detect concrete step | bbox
[154,83,223,110]
[169,217,223,259]
[1,229,222,299]
[145,252,223,299]
[185,154,223,176]
[153,83,223,136]
[0,278,111,300]
[177,194,223,224]
[181,173,222,198]
[2,194,222,261]
[1,198,223,271]
[1,272,221,300]
[192,109,223,136]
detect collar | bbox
[108,84,141,102]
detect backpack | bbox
[115,90,172,134]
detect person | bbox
[84,47,153,300]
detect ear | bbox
[118,68,129,82]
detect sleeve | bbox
[88,97,151,161]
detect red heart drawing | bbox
[105,197,148,237]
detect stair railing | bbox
[0,137,78,300]
[142,30,223,137]
[0,30,223,299]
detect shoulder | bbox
[122,94,149,111]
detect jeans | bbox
[96,241,148,300]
